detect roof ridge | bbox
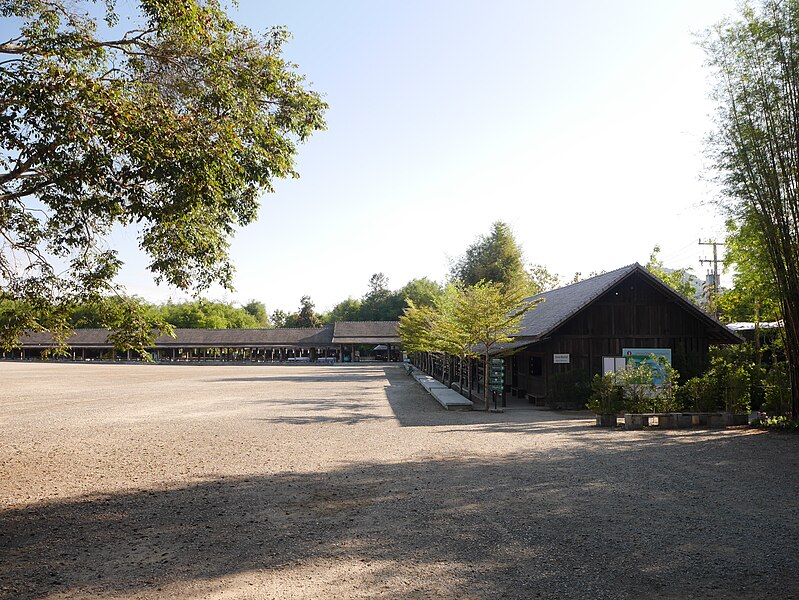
[526,263,638,301]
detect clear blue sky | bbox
[14,0,744,312]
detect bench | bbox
[526,393,546,406]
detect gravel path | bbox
[1,362,798,599]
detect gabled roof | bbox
[494,263,740,353]
[332,321,400,344]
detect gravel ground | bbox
[1,362,799,599]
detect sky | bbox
[16,0,745,312]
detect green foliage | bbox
[586,373,625,414]
[430,284,476,359]
[399,278,540,409]
[450,221,546,295]
[321,276,443,323]
[763,362,792,416]
[0,0,325,352]
[616,356,682,413]
[296,295,321,328]
[271,309,289,328]
[702,0,799,417]
[281,295,321,328]
[359,273,397,321]
[678,376,717,413]
[751,415,799,430]
[549,370,592,408]
[528,264,561,296]
[398,278,443,309]
[157,300,262,329]
[680,352,751,414]
[322,298,362,324]
[397,299,441,354]
[645,245,697,300]
[243,301,270,328]
[718,219,781,323]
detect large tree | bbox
[0,0,325,350]
[450,221,530,291]
[450,221,557,296]
[702,0,799,417]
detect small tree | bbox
[398,299,440,355]
[433,284,477,393]
[445,281,540,411]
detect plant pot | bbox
[595,413,617,427]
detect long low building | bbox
[9,321,402,363]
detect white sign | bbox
[553,353,570,364]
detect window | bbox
[529,355,542,376]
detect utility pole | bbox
[699,239,724,318]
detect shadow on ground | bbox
[2,432,799,599]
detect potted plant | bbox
[586,373,624,427]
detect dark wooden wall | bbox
[511,272,712,407]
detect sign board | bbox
[621,348,672,385]
[553,353,570,364]
[622,348,672,365]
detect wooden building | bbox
[9,321,402,363]
[496,264,741,408]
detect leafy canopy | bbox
[450,221,559,295]
[645,245,697,301]
[0,0,325,349]
[399,279,540,409]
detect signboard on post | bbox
[489,358,504,392]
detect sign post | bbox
[489,358,505,412]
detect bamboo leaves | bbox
[703,0,799,417]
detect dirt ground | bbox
[1,362,799,599]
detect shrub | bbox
[708,356,751,414]
[616,355,682,413]
[586,373,625,414]
[679,376,716,412]
[751,415,799,430]
[763,362,792,416]
[549,369,591,409]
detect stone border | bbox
[624,412,749,430]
